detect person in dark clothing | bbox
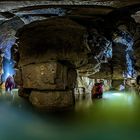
[5,76,15,92]
[91,83,103,99]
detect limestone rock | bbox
[112,79,124,89]
[14,68,22,86]
[89,63,112,79]
[18,88,31,98]
[134,40,140,71]
[21,61,77,90]
[16,18,86,67]
[29,90,75,110]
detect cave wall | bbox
[11,4,140,110]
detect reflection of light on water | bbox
[103,91,126,99]
[103,93,112,99]
[102,91,135,106]
[127,96,133,105]
[103,91,123,98]
[0,89,19,102]
[113,93,122,96]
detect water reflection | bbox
[0,89,140,140]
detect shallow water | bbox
[0,89,140,140]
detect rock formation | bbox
[0,1,138,110]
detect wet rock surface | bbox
[29,90,75,110]
[11,3,140,110]
[14,19,80,110]
[134,24,140,73]
[16,18,87,67]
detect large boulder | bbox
[21,61,77,90]
[16,18,87,67]
[29,90,75,110]
[14,18,85,110]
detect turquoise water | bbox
[0,90,140,140]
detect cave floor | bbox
[0,89,140,140]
